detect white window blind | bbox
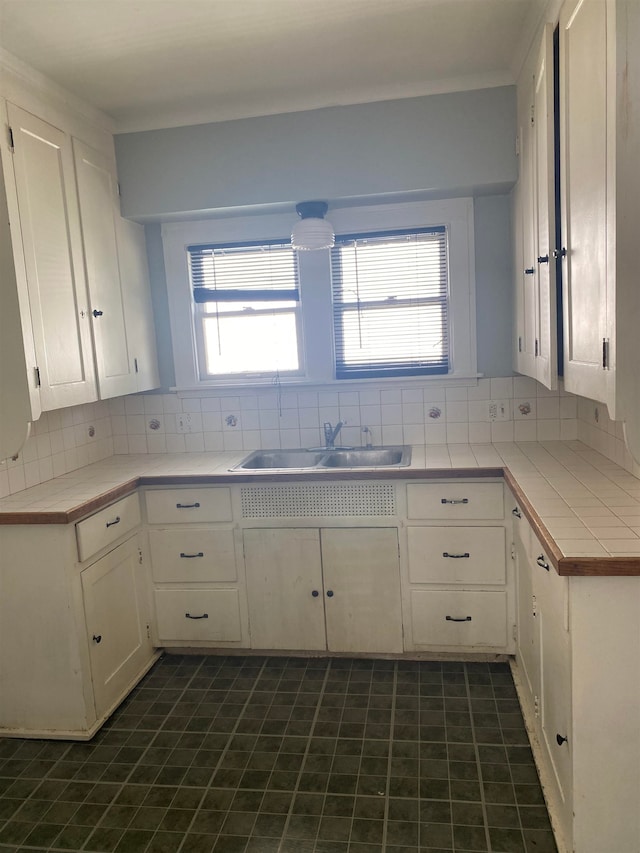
[331,227,450,379]
[187,240,301,377]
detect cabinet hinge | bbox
[602,338,610,369]
[530,102,535,126]
[512,623,517,641]
[510,543,516,561]
[518,336,522,353]
[34,366,41,388]
[515,133,520,156]
[534,339,539,357]
[134,357,139,374]
[534,694,540,717]
[138,547,143,565]
[146,623,151,639]
[8,126,15,153]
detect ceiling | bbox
[0,0,544,133]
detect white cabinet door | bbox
[533,24,557,390]
[81,536,153,718]
[117,217,160,392]
[73,138,137,399]
[7,103,97,410]
[321,528,403,654]
[244,528,326,650]
[559,0,609,403]
[515,532,541,706]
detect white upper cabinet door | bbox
[117,217,160,393]
[73,138,137,399]
[559,0,609,403]
[533,24,557,390]
[7,103,97,410]
[514,81,538,381]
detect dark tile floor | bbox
[0,655,557,853]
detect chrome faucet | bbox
[323,420,345,449]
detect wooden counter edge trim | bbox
[0,479,141,525]
[502,468,564,568]
[556,557,640,576]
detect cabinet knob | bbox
[326,590,334,598]
[92,309,104,317]
[536,555,550,571]
[524,267,535,275]
[537,255,549,264]
[311,590,319,597]
[556,733,568,746]
[92,634,102,644]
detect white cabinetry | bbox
[559,0,640,459]
[511,496,640,853]
[513,23,557,390]
[0,493,157,738]
[6,102,97,410]
[404,482,513,652]
[243,527,403,653]
[145,487,248,647]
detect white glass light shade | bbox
[291,216,335,251]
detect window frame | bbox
[162,198,477,390]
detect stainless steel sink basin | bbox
[236,450,326,469]
[233,446,411,470]
[319,447,411,468]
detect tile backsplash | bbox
[7,375,638,501]
[0,401,113,498]
[109,375,578,455]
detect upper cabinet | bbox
[6,103,97,410]
[0,71,160,432]
[559,0,640,456]
[513,24,557,391]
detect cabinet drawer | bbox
[149,528,237,583]
[408,527,506,585]
[407,482,504,520]
[410,589,507,648]
[76,493,141,562]
[154,589,242,643]
[145,488,232,524]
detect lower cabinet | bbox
[81,535,155,719]
[0,500,157,739]
[243,527,403,653]
[513,504,640,853]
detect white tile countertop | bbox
[2,441,640,574]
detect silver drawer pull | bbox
[105,516,121,528]
[537,555,550,571]
[176,502,200,509]
[185,612,209,620]
[180,552,204,559]
[442,552,470,559]
[446,615,472,622]
[440,498,469,505]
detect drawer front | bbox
[149,528,237,583]
[407,483,504,520]
[408,526,506,585]
[154,589,242,643]
[76,493,141,562]
[410,589,508,648]
[145,488,232,524]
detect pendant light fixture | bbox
[291,201,335,251]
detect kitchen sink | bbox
[319,447,410,468]
[233,446,411,470]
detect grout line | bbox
[275,657,332,853]
[464,663,493,853]
[379,660,397,849]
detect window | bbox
[162,198,476,389]
[331,228,449,379]
[187,240,302,378]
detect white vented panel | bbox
[240,484,396,518]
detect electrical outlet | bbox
[176,413,193,433]
[488,400,511,422]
